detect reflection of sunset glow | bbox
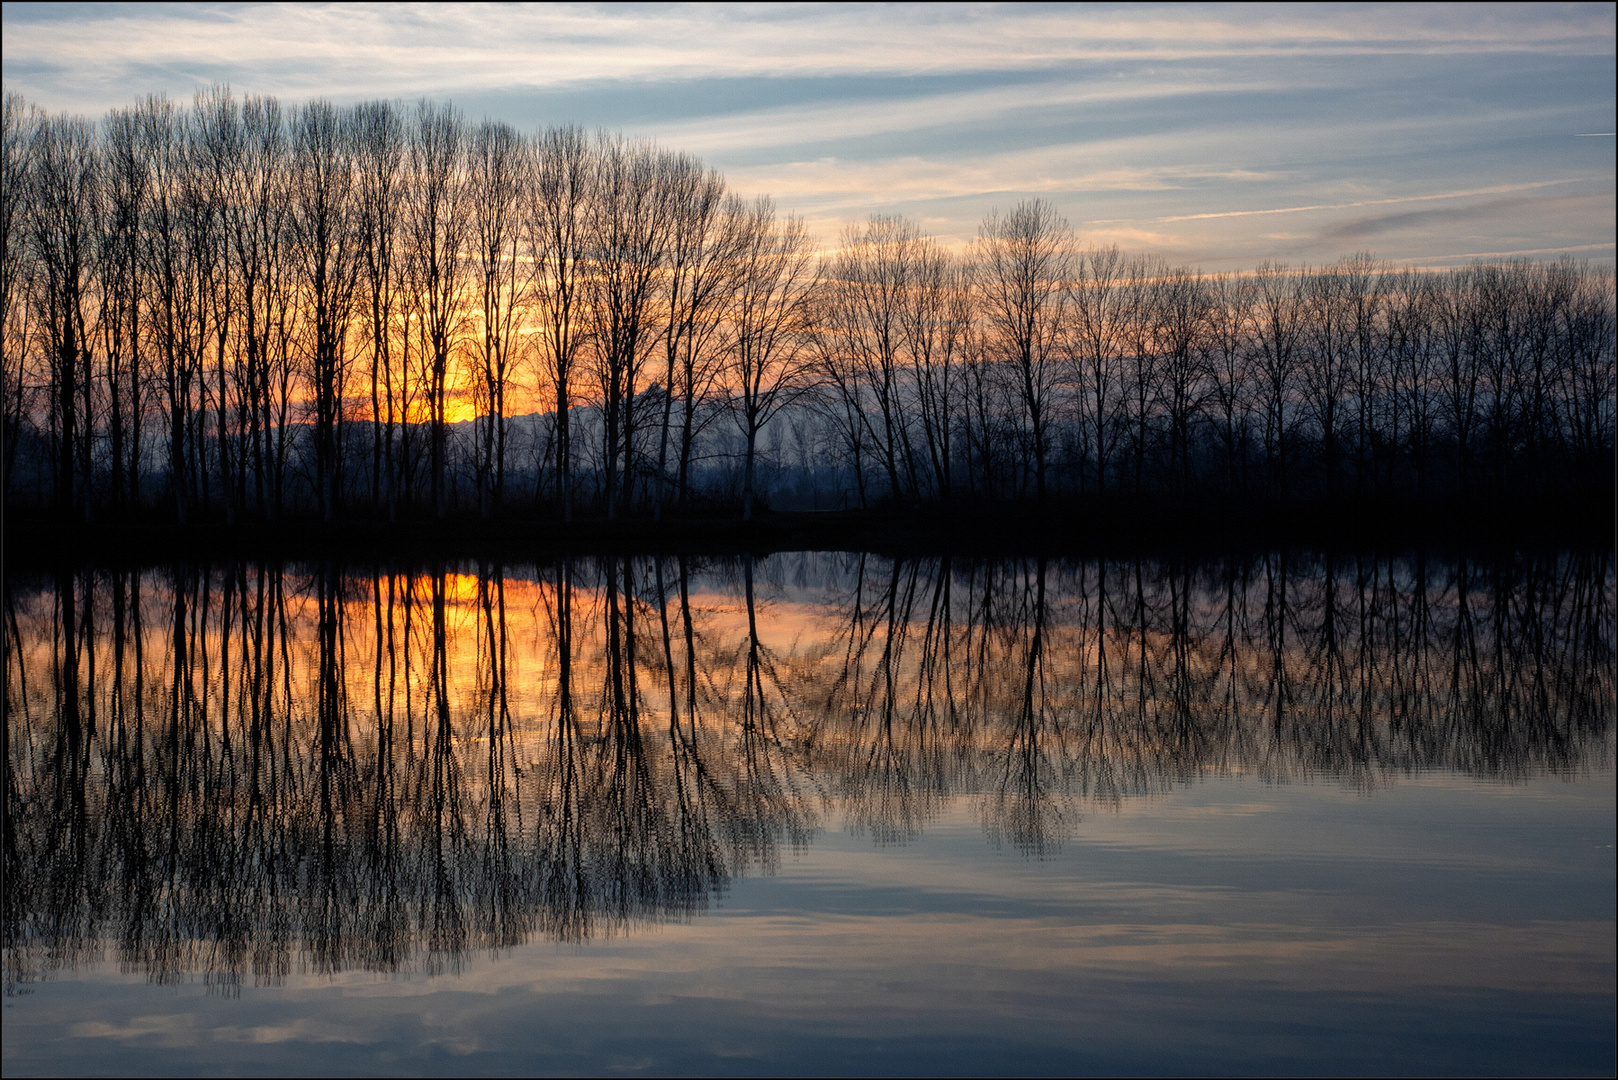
[11,554,1609,798]
[5,554,1611,987]
[441,572,483,605]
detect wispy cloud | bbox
[3,2,1612,269]
[3,3,1613,118]
[646,75,1289,156]
[1324,196,1541,240]
[1124,179,1591,225]
[1411,242,1615,263]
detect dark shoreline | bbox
[5,495,1613,567]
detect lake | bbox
[4,551,1613,1076]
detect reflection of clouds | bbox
[67,1015,200,1044]
[15,819,1612,1073]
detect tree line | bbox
[4,88,1613,525]
[6,551,1609,984]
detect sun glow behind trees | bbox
[3,87,1613,524]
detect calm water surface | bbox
[4,552,1614,1076]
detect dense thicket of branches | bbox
[4,88,1612,523]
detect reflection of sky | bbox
[6,774,1612,1075]
[3,3,1612,267]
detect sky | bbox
[2,2,1613,268]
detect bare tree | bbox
[821,215,925,502]
[525,126,592,520]
[1154,266,1211,497]
[1339,254,1386,497]
[352,99,404,519]
[1069,244,1125,496]
[3,93,38,505]
[585,135,668,520]
[1202,272,1254,498]
[223,94,297,521]
[653,154,729,517]
[1301,262,1352,501]
[810,264,872,509]
[1119,255,1163,496]
[98,106,148,513]
[1252,261,1304,500]
[1559,264,1616,495]
[1382,269,1435,499]
[468,119,526,518]
[1473,262,1530,496]
[1431,267,1481,496]
[289,99,359,523]
[903,250,971,501]
[958,278,1012,499]
[725,198,815,521]
[28,112,100,521]
[138,95,207,523]
[192,86,244,523]
[403,100,467,519]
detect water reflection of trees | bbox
[5,552,1611,986]
[802,553,1612,856]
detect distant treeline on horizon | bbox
[4,88,1614,526]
